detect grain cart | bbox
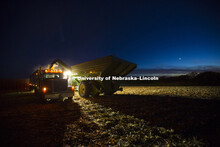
[29,68,74,101]
[50,55,137,98]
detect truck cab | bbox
[29,68,74,101]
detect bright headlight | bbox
[63,70,72,79]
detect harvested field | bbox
[87,86,220,146]
[0,92,81,146]
[0,86,220,146]
[64,97,204,146]
[116,86,220,99]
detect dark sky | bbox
[1,0,220,78]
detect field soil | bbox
[0,86,219,146]
[88,86,220,146]
[0,92,81,147]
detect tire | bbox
[90,84,100,97]
[34,87,41,94]
[79,81,91,98]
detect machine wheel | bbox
[90,84,100,97]
[79,81,91,98]
[34,88,39,94]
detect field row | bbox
[116,86,220,99]
[63,97,204,146]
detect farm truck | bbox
[29,66,74,101]
[49,55,137,98]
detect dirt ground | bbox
[0,92,81,147]
[116,86,220,100]
[0,86,219,146]
[88,86,220,146]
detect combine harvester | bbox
[50,55,137,98]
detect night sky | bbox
[1,0,220,78]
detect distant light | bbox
[179,57,182,61]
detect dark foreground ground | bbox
[0,87,220,146]
[87,94,220,146]
[0,92,81,147]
